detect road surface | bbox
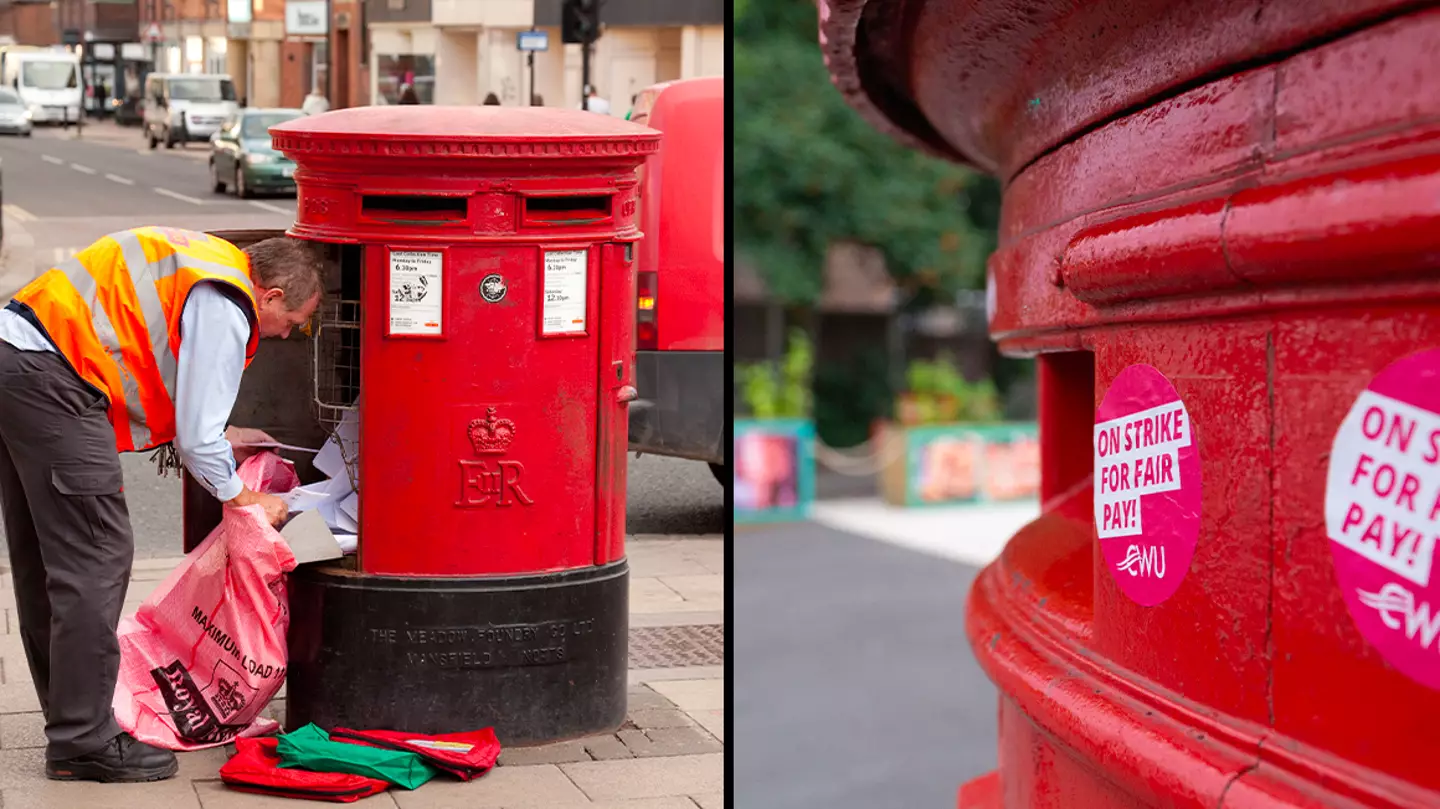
[0,122,723,558]
[735,521,999,809]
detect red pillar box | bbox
[822,2,1440,805]
[265,108,659,744]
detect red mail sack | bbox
[221,736,390,803]
[329,727,501,780]
[112,453,300,751]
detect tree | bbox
[734,0,1000,306]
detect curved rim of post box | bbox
[270,106,661,162]
[818,0,1428,179]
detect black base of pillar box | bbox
[284,559,629,746]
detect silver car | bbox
[0,88,32,136]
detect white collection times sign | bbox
[542,249,588,335]
[388,250,443,336]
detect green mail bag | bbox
[276,723,441,790]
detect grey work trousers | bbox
[0,341,131,760]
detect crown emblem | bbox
[468,407,515,455]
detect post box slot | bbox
[361,195,469,225]
[522,194,613,226]
[1037,350,1095,504]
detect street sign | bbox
[517,30,549,52]
[143,23,163,43]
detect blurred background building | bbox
[2,1,722,118]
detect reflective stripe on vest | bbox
[11,228,260,453]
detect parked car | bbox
[208,108,303,198]
[0,87,33,136]
[143,72,239,149]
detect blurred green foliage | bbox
[735,0,1000,306]
[901,353,1002,424]
[737,329,814,419]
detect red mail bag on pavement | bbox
[112,452,300,751]
[329,727,502,780]
[221,736,391,803]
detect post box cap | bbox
[271,106,661,161]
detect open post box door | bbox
[181,109,660,746]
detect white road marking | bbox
[1,204,36,222]
[104,173,135,185]
[154,187,203,206]
[41,154,62,165]
[248,200,293,216]
[50,247,79,264]
[70,163,97,175]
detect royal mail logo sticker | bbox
[1094,364,1202,606]
[1326,349,1440,690]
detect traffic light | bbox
[561,0,600,44]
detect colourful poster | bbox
[734,420,815,523]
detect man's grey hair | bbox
[244,237,325,310]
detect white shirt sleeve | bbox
[174,282,251,502]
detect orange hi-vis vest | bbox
[8,227,260,453]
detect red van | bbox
[627,77,726,484]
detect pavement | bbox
[0,536,724,808]
[735,498,1035,809]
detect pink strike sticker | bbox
[1093,364,1202,606]
[1326,349,1440,690]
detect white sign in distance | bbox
[389,251,443,336]
[542,250,588,336]
[517,30,549,52]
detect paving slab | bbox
[629,578,687,613]
[560,753,722,802]
[391,764,592,808]
[3,776,203,809]
[646,681,723,713]
[627,666,724,686]
[0,712,44,749]
[655,575,722,605]
[195,780,401,808]
[688,710,725,743]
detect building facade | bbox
[325,0,368,109]
[54,0,146,114]
[133,0,308,109]
[341,0,723,111]
[0,0,59,46]
[222,0,318,108]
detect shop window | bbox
[376,54,434,104]
[205,37,227,75]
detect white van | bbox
[0,49,81,124]
[143,73,239,149]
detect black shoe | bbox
[46,732,179,782]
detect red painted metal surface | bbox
[822,2,1440,806]
[271,107,659,577]
[630,77,725,352]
